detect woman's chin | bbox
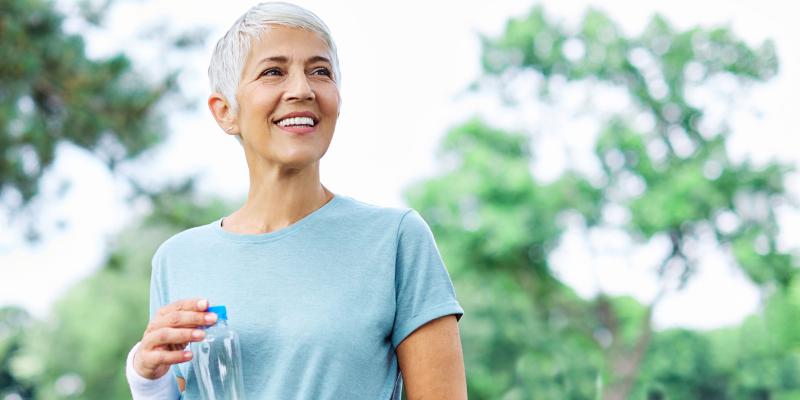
[271,154,324,171]
[241,142,330,172]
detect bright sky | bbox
[1,0,797,331]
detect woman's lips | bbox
[275,123,316,135]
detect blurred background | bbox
[1,0,798,398]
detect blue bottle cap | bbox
[208,305,228,321]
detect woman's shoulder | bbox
[333,193,412,222]
[152,220,219,259]
[332,194,438,239]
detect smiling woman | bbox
[123,2,466,400]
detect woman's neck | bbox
[222,163,333,234]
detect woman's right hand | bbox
[133,298,218,379]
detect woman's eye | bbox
[312,68,331,76]
[260,68,281,77]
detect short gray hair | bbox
[209,1,341,143]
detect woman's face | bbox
[234,25,340,170]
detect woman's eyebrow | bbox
[306,55,331,65]
[256,55,332,66]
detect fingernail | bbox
[197,299,207,310]
[192,330,204,339]
[205,313,217,323]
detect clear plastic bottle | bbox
[190,305,245,400]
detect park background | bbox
[1,0,798,398]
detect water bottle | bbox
[190,305,245,400]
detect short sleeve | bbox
[391,209,464,348]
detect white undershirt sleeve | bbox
[125,341,181,400]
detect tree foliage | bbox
[0,0,207,397]
[0,0,183,242]
[4,181,231,399]
[407,5,797,399]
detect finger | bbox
[157,298,208,318]
[166,343,189,352]
[142,327,205,349]
[139,348,193,369]
[152,310,215,330]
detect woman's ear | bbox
[208,93,238,135]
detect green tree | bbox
[0,0,200,242]
[8,181,231,399]
[1,0,207,397]
[407,6,796,399]
[635,329,729,399]
[406,117,605,398]
[0,306,34,399]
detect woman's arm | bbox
[396,315,467,400]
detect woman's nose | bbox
[283,72,315,102]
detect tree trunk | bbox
[602,303,655,400]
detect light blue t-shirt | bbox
[148,193,464,399]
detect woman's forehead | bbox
[250,25,330,56]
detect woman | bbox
[125,2,466,399]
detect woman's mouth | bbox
[275,116,317,135]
